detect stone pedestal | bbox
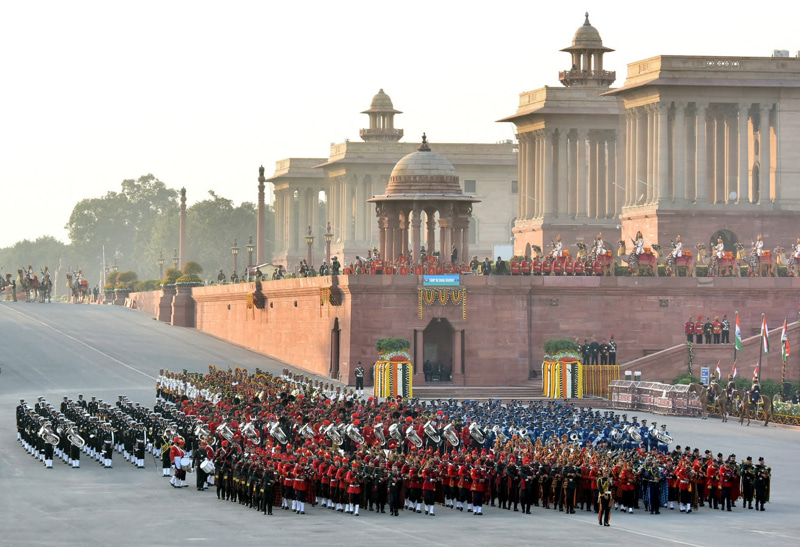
[171,285,195,327]
[113,289,129,306]
[157,286,176,322]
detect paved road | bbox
[1,301,799,546]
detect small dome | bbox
[370,89,394,110]
[385,134,462,195]
[572,12,603,48]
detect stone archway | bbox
[423,318,454,382]
[708,229,738,251]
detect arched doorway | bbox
[423,318,454,382]
[708,229,738,251]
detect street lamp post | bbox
[157,250,165,280]
[246,235,254,280]
[305,226,314,269]
[231,238,239,281]
[172,249,179,269]
[324,221,333,268]
[112,260,118,273]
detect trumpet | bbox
[469,422,485,445]
[442,423,460,447]
[374,423,387,447]
[424,421,442,444]
[406,425,423,449]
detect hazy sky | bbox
[1,1,798,249]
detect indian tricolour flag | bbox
[761,315,769,354]
[735,313,743,351]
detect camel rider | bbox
[714,237,725,260]
[750,378,761,404]
[27,265,34,281]
[42,266,50,282]
[634,231,645,256]
[594,234,606,256]
[75,270,83,286]
[793,238,800,260]
[551,236,563,258]
[671,236,683,259]
[755,235,765,257]
[725,375,736,398]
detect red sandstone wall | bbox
[128,290,160,316]
[134,276,800,388]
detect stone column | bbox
[588,134,597,218]
[597,136,607,218]
[737,103,749,204]
[414,329,425,383]
[557,129,568,216]
[453,329,463,381]
[355,180,364,244]
[517,136,526,219]
[412,206,421,266]
[426,213,436,255]
[576,129,588,217]
[695,103,708,204]
[637,108,648,205]
[257,171,266,265]
[543,129,555,217]
[608,135,617,216]
[179,188,187,269]
[673,102,687,203]
[759,104,771,204]
[288,190,298,251]
[625,110,634,207]
[646,106,655,203]
[657,104,669,203]
[526,133,536,218]
[568,134,577,216]
[378,212,386,260]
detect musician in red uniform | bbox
[282,457,295,511]
[458,457,472,512]
[407,457,423,513]
[422,460,438,515]
[345,461,362,516]
[318,454,330,509]
[470,458,486,515]
[169,437,186,488]
[719,458,736,512]
[677,459,694,513]
[293,457,309,514]
[706,457,720,509]
[334,458,347,512]
[619,461,636,513]
[684,317,695,343]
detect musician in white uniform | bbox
[595,234,606,256]
[671,236,683,258]
[551,236,563,258]
[714,236,725,260]
[755,235,765,257]
[634,231,645,256]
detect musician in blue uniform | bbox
[656,424,670,453]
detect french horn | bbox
[442,423,460,447]
[423,421,441,444]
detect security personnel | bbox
[712,317,722,344]
[685,317,695,343]
[608,336,617,365]
[721,314,730,343]
[694,316,704,344]
[354,363,365,397]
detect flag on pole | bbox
[753,363,759,378]
[715,362,721,379]
[782,319,790,361]
[731,363,737,378]
[761,315,769,354]
[735,313,743,351]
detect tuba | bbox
[469,422,486,445]
[424,421,442,444]
[38,425,60,446]
[388,423,403,442]
[492,425,508,444]
[610,428,622,442]
[269,421,288,445]
[443,423,460,447]
[65,425,86,449]
[373,423,386,447]
[240,421,260,443]
[517,428,529,439]
[405,424,423,449]
[569,432,580,443]
[298,424,315,441]
[323,423,343,446]
[194,422,212,443]
[653,430,673,445]
[345,424,364,445]
[627,425,642,444]
[216,422,235,443]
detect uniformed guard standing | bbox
[608,336,617,365]
[354,363,365,397]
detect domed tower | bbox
[369,134,479,264]
[359,89,403,142]
[558,13,615,88]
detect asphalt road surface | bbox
[1,301,799,546]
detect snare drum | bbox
[200,459,215,474]
[180,456,193,473]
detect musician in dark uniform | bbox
[703,317,713,344]
[261,460,276,515]
[608,335,617,365]
[563,459,578,514]
[597,467,613,526]
[754,457,770,511]
[354,363,364,397]
[388,464,402,516]
[739,456,756,509]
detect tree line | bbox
[0,174,274,287]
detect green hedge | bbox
[544,338,578,355]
